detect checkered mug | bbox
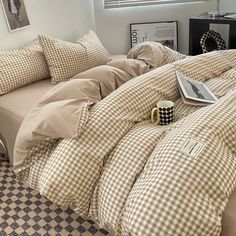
[151,100,174,125]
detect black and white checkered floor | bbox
[0,155,110,235]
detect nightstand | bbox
[189,12,236,55]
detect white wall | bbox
[221,0,236,11]
[1,0,234,53]
[0,0,95,50]
[93,0,216,54]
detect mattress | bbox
[0,79,53,163]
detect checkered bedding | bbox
[14,50,236,235]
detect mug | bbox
[151,100,174,125]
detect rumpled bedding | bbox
[13,59,149,167]
[13,48,236,235]
[14,42,185,167]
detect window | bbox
[104,0,206,9]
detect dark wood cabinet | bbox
[189,13,236,55]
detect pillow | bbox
[0,41,50,95]
[39,31,111,84]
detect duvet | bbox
[14,49,236,235]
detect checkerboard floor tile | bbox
[0,155,111,236]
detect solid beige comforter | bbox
[14,48,236,235]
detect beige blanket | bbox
[14,59,150,167]
[13,47,236,235]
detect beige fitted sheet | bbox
[0,79,53,163]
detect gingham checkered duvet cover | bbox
[14,50,236,235]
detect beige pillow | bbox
[39,31,111,84]
[0,42,50,95]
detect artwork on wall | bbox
[1,0,30,32]
[130,21,178,50]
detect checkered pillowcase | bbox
[39,31,111,85]
[0,41,50,95]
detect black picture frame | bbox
[130,21,178,50]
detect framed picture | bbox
[130,21,178,50]
[1,0,30,32]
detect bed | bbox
[1,40,236,235]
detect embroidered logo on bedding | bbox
[180,137,206,158]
